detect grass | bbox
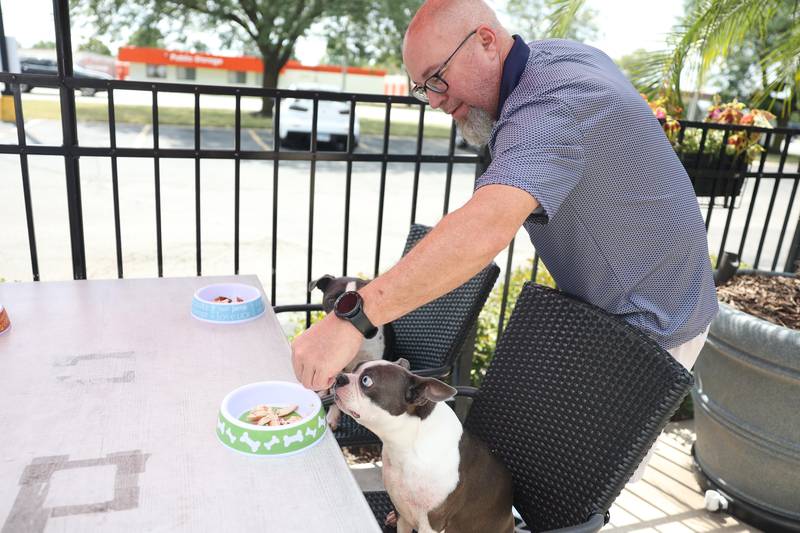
[20,99,453,139]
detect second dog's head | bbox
[331,359,457,435]
[309,274,370,313]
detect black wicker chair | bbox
[275,224,500,447]
[364,282,694,532]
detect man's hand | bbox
[291,313,364,391]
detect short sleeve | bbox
[475,97,585,223]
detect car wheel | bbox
[80,88,97,97]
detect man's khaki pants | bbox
[630,326,710,483]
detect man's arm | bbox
[291,184,539,390]
[360,184,538,325]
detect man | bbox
[291,0,717,427]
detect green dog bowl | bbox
[217,381,326,457]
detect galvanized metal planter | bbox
[692,271,800,531]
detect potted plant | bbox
[691,254,799,531]
[643,95,776,199]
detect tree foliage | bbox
[321,0,422,69]
[620,0,799,118]
[78,37,112,55]
[504,0,598,42]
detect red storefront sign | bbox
[118,47,386,77]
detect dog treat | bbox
[243,404,301,426]
[213,296,245,303]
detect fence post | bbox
[784,215,800,273]
[452,321,478,420]
[0,2,15,122]
[474,144,491,180]
[0,2,10,95]
[53,0,87,279]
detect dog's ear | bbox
[394,358,411,370]
[308,274,335,293]
[406,376,456,405]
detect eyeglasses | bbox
[410,29,477,103]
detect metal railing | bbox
[0,2,485,304]
[1,0,799,347]
[670,119,800,273]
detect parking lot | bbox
[0,111,505,306]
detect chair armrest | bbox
[454,386,478,398]
[542,513,606,533]
[273,304,323,314]
[412,366,452,379]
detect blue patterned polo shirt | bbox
[475,37,718,350]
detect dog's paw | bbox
[384,510,398,527]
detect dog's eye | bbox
[360,375,374,388]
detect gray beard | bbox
[456,107,495,147]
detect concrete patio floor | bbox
[348,420,761,532]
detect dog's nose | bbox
[334,373,349,387]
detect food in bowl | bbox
[213,296,245,303]
[242,404,302,426]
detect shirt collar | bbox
[497,35,530,117]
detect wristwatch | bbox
[333,291,378,339]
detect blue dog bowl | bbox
[191,283,266,324]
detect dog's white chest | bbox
[382,407,462,531]
[357,327,385,360]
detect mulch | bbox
[342,444,382,465]
[716,274,799,330]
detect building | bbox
[117,47,391,94]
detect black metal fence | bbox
[1,1,799,343]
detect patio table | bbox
[0,275,380,532]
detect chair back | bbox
[391,224,500,375]
[464,283,694,531]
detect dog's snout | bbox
[335,373,349,387]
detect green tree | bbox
[71,0,407,116]
[78,37,112,56]
[619,0,798,120]
[321,0,422,70]
[30,40,56,49]
[617,48,656,81]
[127,16,166,48]
[504,0,598,42]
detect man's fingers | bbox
[301,364,315,390]
[311,369,327,392]
[291,348,303,383]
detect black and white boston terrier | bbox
[308,274,396,430]
[332,359,515,533]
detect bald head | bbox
[403,0,513,138]
[404,0,505,52]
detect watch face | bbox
[335,291,359,315]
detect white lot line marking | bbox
[133,124,152,147]
[247,129,270,151]
[23,119,43,144]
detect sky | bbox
[1,0,686,64]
